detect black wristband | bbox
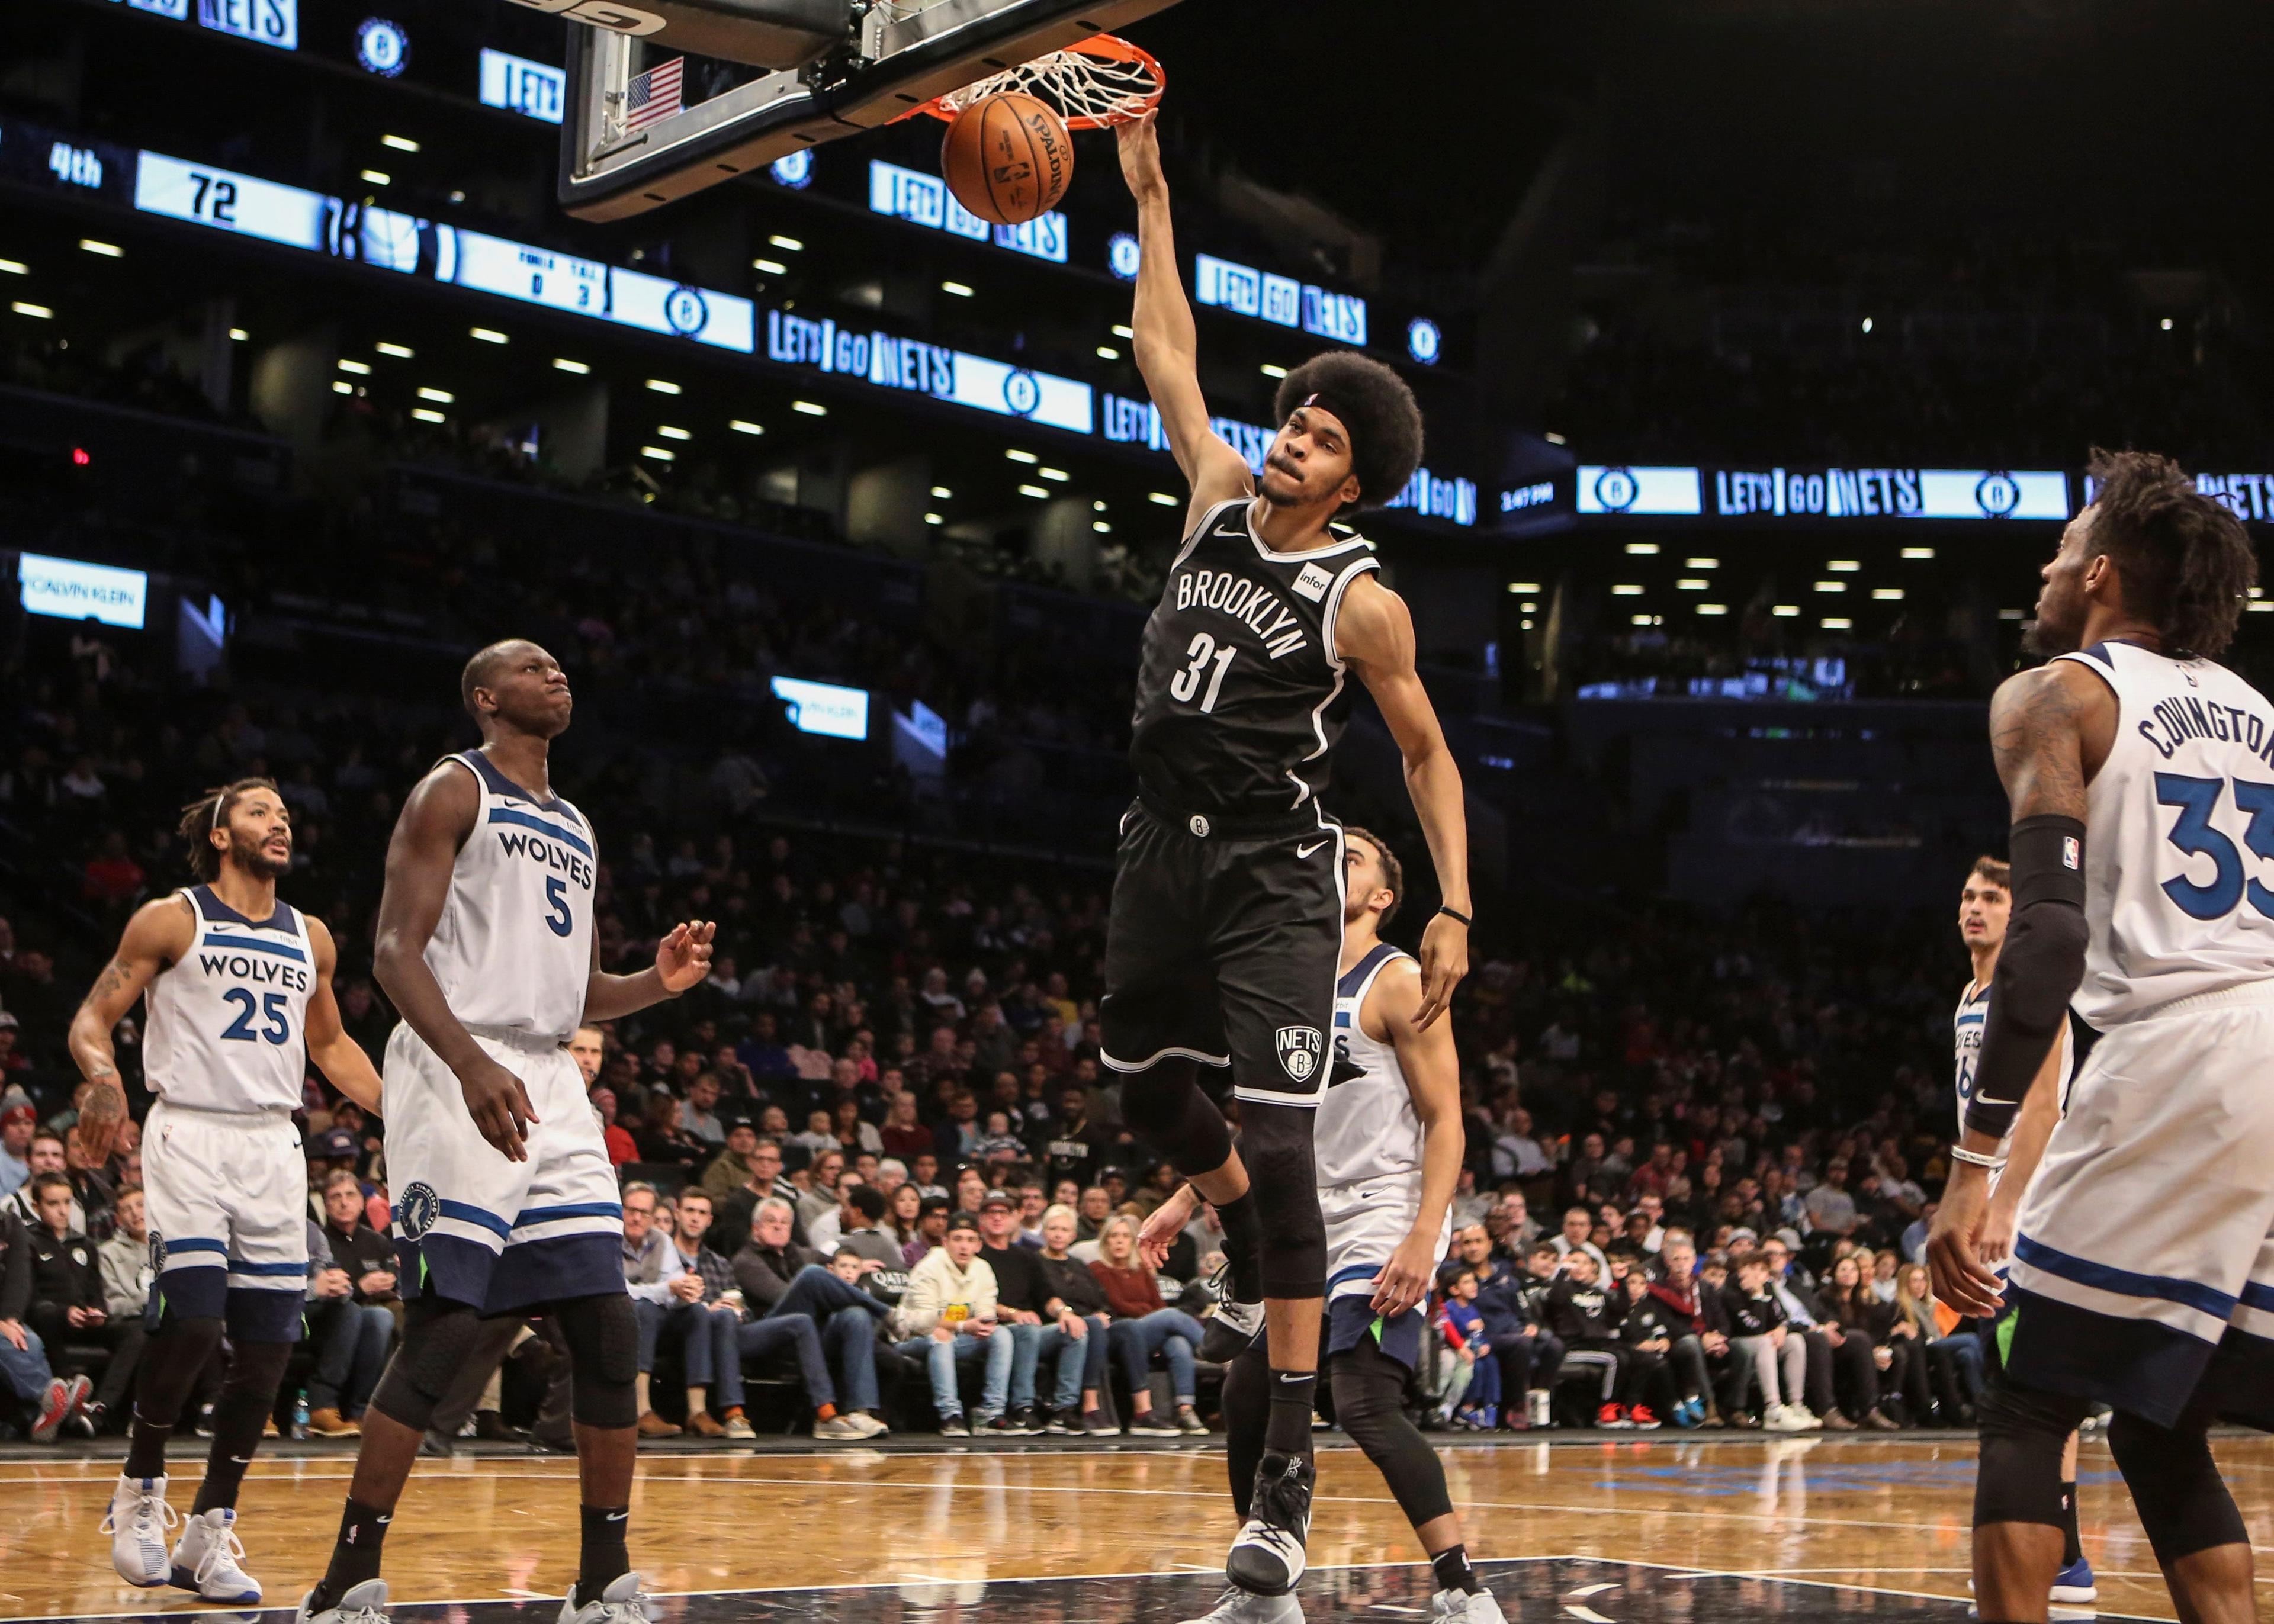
[1438,905,1471,927]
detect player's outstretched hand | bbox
[1116,108,1165,204]
[458,1054,538,1162]
[1413,911,1469,1031]
[1370,1231,1438,1320]
[1135,1198,1183,1272]
[656,920,715,993]
[1926,1165,2005,1319]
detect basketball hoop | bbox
[909,34,1164,130]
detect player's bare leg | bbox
[1974,1523,2064,1623]
[2161,1543,2255,1624]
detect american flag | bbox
[623,56,683,133]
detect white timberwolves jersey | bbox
[424,751,596,1043]
[1317,943,1424,1191]
[2055,640,2274,1026]
[143,886,313,1114]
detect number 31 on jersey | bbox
[1170,633,1238,715]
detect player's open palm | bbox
[1414,912,1469,1031]
[458,1054,538,1162]
[655,920,715,992]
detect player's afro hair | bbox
[1271,350,1424,512]
[2084,447,2257,660]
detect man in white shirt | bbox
[1547,1206,1607,1276]
[890,1211,1013,1435]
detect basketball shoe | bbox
[104,1474,176,1587]
[172,1507,262,1604]
[296,1578,390,1624]
[1181,1587,1302,1623]
[1226,1452,1313,1594]
[1199,1257,1265,1363]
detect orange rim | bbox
[908,34,1165,129]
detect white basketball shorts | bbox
[381,1022,624,1314]
[143,1098,308,1340]
[2005,980,2274,1429]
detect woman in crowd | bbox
[879,1095,932,1163]
[1032,1204,1117,1435]
[633,1091,708,1172]
[1894,1261,1981,1424]
[953,1164,990,1215]
[1087,1215,1207,1437]
[1822,1252,1899,1430]
[885,1183,924,1256]
[833,1098,883,1158]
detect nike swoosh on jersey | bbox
[1297,840,1329,858]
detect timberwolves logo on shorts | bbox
[148,1229,166,1274]
[1276,1025,1324,1083]
[396,1181,441,1240]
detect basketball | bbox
[940,89,1073,225]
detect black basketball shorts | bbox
[1099,798,1345,1106]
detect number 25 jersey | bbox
[2055,638,2274,1025]
[423,750,596,1044]
[1129,497,1381,817]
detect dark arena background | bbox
[2,1,2272,1622]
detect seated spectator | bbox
[1762,1234,1865,1431]
[1639,1229,1717,1428]
[306,1169,399,1437]
[97,1187,153,1323]
[1541,1248,1645,1429]
[1549,1206,1608,1276]
[593,1088,639,1168]
[632,1093,708,1173]
[975,1188,1088,1433]
[659,1189,757,1440]
[1894,1261,1980,1423]
[905,1195,950,1268]
[1614,1269,1684,1427]
[728,1198,890,1436]
[622,1181,707,1439]
[1822,1252,1902,1430]
[1032,1202,1116,1435]
[831,1098,883,1159]
[1721,1251,1813,1432]
[5,1133,86,1234]
[1088,1215,1206,1437]
[24,1172,140,1432]
[1,1203,88,1442]
[679,1073,727,1144]
[1436,1261,1501,1430]
[700,1118,766,1202]
[0,1101,33,1199]
[891,1210,1013,1435]
[827,1184,905,1294]
[799,1150,847,1232]
[714,1137,802,1251]
[788,1110,839,1162]
[882,1183,924,1259]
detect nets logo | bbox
[396,1181,441,1239]
[1275,1025,1323,1083]
[1974,471,2022,517]
[1591,467,1641,513]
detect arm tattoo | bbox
[81,957,132,1010]
[1989,671,2089,822]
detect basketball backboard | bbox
[513,0,1184,221]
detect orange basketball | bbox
[940,89,1072,226]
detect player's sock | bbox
[1430,1544,1482,1596]
[123,1414,172,1481]
[574,1504,631,1606]
[309,1498,393,1610]
[1264,1369,1315,1458]
[2060,1480,2081,1567]
[1215,1192,1264,1305]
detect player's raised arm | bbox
[1372,960,1462,1319]
[582,919,715,1024]
[301,915,383,1117]
[1336,575,1470,1030]
[374,761,538,1160]
[1116,110,1253,530]
[66,897,192,1162]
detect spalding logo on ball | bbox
[942,90,1072,226]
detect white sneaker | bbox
[172,1506,262,1604]
[1787,1403,1825,1430]
[846,1411,889,1438]
[296,1578,390,1624]
[1431,1590,1509,1623]
[103,1474,176,1587]
[812,1413,868,1440]
[557,1571,659,1624]
[1764,1404,1810,1433]
[1179,1586,1303,1624]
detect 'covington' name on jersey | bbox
[1129,497,1382,816]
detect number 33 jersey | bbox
[2055,639,2274,1025]
[423,750,596,1044]
[1129,497,1380,816]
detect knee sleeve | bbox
[1973,1374,2092,1529]
[1119,1057,1234,1178]
[2108,1409,2248,1564]
[553,1291,640,1429]
[1238,1101,1325,1300]
[370,1297,489,1433]
[1332,1341,1453,1528]
[134,1315,226,1426]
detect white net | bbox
[928,41,1162,127]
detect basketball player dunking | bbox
[1929,452,2269,1624]
[1114,113,1470,1598]
[1951,858,2094,1605]
[298,642,712,1624]
[70,780,384,1604]
[1144,830,1504,1624]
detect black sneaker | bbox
[1198,1257,1266,1364]
[939,1415,971,1437]
[1176,1404,1210,1435]
[985,1414,1030,1437]
[1225,1451,1313,1596]
[1043,1408,1078,1436]
[1081,1411,1119,1436]
[1011,1406,1044,1435]
[1128,1413,1181,1437]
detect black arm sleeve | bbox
[1965,814,2090,1141]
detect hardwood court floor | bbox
[4,1433,2273,1623]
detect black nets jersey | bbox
[1129,497,1381,817]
